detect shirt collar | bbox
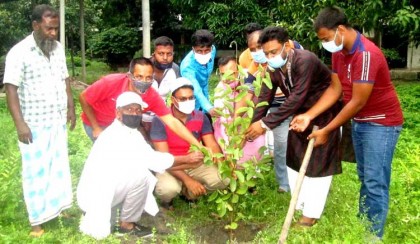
[348,31,362,55]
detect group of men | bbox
[4,3,402,241]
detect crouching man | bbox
[151,78,228,209]
[77,91,202,239]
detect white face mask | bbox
[267,44,287,69]
[176,99,195,114]
[322,29,344,53]
[251,49,267,64]
[194,51,212,65]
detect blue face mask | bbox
[251,49,267,64]
[267,44,287,69]
[133,80,152,94]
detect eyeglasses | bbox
[155,52,174,57]
[173,96,195,102]
[128,73,153,83]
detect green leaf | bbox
[235,170,245,183]
[231,194,239,204]
[236,184,248,195]
[229,179,237,192]
[208,190,219,202]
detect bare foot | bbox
[30,225,44,237]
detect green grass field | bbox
[0,76,418,243]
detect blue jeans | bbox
[272,114,292,192]
[83,123,106,142]
[352,121,402,238]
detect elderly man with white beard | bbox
[3,4,75,237]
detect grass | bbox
[0,66,419,243]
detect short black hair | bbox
[31,4,59,22]
[314,6,349,32]
[244,23,262,36]
[153,36,174,48]
[129,57,154,73]
[191,29,214,47]
[258,26,289,46]
[218,56,236,67]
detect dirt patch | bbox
[192,221,265,244]
[116,211,265,244]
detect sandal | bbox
[29,229,45,237]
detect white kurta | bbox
[77,119,174,239]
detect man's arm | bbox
[159,114,201,147]
[308,82,373,146]
[290,73,342,131]
[153,141,206,197]
[65,78,76,130]
[5,84,32,144]
[79,90,103,139]
[152,141,203,170]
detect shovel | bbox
[278,125,319,244]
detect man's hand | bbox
[209,108,219,118]
[186,151,204,168]
[245,120,266,141]
[16,122,32,144]
[184,178,206,197]
[308,128,329,147]
[67,107,76,131]
[92,127,104,139]
[290,114,311,132]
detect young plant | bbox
[192,65,273,239]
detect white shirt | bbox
[77,119,174,239]
[152,68,177,103]
[3,33,69,125]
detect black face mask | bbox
[133,81,153,94]
[154,60,173,70]
[122,114,142,129]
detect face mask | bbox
[175,99,195,114]
[251,49,267,64]
[133,80,153,94]
[267,45,287,69]
[194,51,212,65]
[322,29,344,53]
[122,114,142,129]
[154,60,173,70]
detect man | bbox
[180,29,217,116]
[238,22,263,72]
[151,77,227,209]
[3,4,75,237]
[79,57,200,147]
[241,29,304,193]
[150,36,180,102]
[77,91,203,239]
[291,7,403,238]
[245,26,343,227]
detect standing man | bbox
[292,7,403,239]
[238,22,263,72]
[180,29,217,116]
[79,57,200,147]
[150,36,180,102]
[245,26,343,227]
[241,29,304,193]
[4,4,75,237]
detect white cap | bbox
[170,77,193,94]
[116,91,148,109]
